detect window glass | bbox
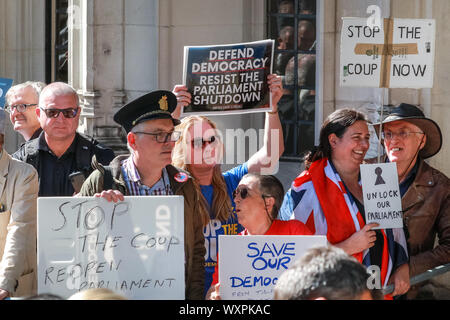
[268,0,317,159]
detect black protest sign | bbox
[182,40,274,116]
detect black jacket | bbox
[12,132,115,195]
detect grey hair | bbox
[5,81,47,105]
[274,246,381,300]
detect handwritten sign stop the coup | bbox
[340,17,435,88]
[37,196,185,299]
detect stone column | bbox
[0,0,45,153]
[68,0,159,154]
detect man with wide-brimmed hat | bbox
[373,103,449,299]
[79,90,205,300]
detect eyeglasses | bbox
[381,130,424,141]
[133,131,181,143]
[191,135,217,149]
[40,107,79,118]
[5,103,37,113]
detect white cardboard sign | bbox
[360,163,403,229]
[38,196,185,299]
[340,17,435,88]
[218,235,327,300]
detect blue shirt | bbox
[202,163,248,297]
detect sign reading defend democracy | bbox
[218,235,327,300]
[360,163,403,229]
[38,196,185,299]
[340,18,435,88]
[182,40,274,116]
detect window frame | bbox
[45,0,69,84]
[266,0,322,161]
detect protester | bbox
[12,82,115,196]
[172,74,284,297]
[5,81,45,141]
[68,288,127,300]
[279,108,410,298]
[205,174,312,300]
[0,109,38,299]
[78,90,205,300]
[274,246,382,300]
[372,103,449,299]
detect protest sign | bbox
[340,18,435,88]
[37,196,185,299]
[0,78,13,108]
[182,39,274,116]
[360,163,403,229]
[218,235,327,300]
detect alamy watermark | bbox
[181,121,281,175]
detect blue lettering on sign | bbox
[230,276,278,288]
[246,241,295,270]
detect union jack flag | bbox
[279,158,409,290]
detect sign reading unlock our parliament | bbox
[38,196,185,299]
[340,18,435,88]
[360,163,403,229]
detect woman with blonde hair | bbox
[172,74,284,297]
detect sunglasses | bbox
[40,107,79,119]
[191,135,217,149]
[233,186,251,199]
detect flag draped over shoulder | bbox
[279,158,409,289]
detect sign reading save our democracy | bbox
[182,40,274,116]
[218,235,327,300]
[38,196,185,299]
[340,18,435,88]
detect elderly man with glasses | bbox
[5,81,45,142]
[12,82,115,196]
[78,90,206,300]
[372,103,449,299]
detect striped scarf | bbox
[280,158,408,289]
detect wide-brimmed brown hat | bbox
[372,103,442,159]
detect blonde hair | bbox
[68,288,127,300]
[172,115,232,226]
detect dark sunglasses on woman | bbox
[191,135,217,149]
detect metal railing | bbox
[383,263,450,295]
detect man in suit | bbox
[0,109,39,299]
